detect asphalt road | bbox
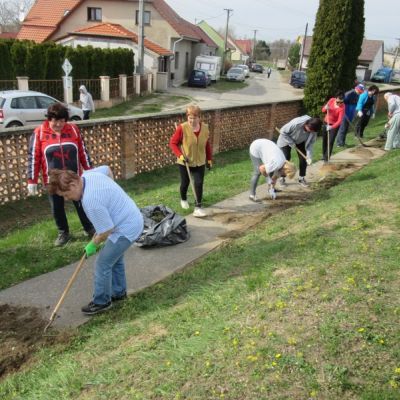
[166,69,304,111]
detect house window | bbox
[158,57,168,73]
[87,7,102,21]
[135,10,151,25]
[175,52,179,70]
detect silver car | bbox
[235,64,250,78]
[226,67,246,82]
[0,90,83,129]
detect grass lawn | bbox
[0,113,388,290]
[207,77,248,92]
[0,112,399,399]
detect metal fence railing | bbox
[73,79,101,101]
[109,78,120,99]
[0,80,18,91]
[127,76,135,96]
[29,80,64,101]
[140,76,148,95]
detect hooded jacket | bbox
[79,85,95,112]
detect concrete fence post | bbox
[100,76,110,102]
[16,76,29,91]
[119,74,127,100]
[147,73,153,93]
[134,74,141,95]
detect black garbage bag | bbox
[136,205,190,247]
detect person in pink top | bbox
[321,91,345,162]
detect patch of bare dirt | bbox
[0,304,71,378]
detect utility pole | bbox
[222,8,233,75]
[136,0,145,74]
[299,22,308,71]
[390,38,400,82]
[252,29,257,61]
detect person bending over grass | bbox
[48,166,144,315]
[249,138,296,202]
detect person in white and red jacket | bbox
[27,102,94,246]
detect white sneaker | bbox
[180,200,190,209]
[249,194,259,202]
[193,207,207,218]
[279,177,288,187]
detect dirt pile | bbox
[0,304,70,378]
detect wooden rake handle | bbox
[275,127,308,161]
[44,253,87,332]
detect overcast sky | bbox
[165,0,400,49]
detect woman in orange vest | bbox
[169,105,212,218]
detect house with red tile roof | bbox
[17,0,217,86]
[235,39,253,57]
[299,36,384,81]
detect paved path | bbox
[0,142,386,329]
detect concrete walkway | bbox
[0,142,386,329]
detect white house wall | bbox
[369,45,383,75]
[171,39,193,85]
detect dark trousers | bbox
[336,118,350,146]
[355,114,371,138]
[83,110,91,120]
[280,141,307,177]
[178,164,205,207]
[49,194,93,234]
[322,125,338,161]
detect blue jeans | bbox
[93,236,132,305]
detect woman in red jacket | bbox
[321,92,345,162]
[27,103,94,246]
[169,105,212,218]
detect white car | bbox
[226,67,246,82]
[235,64,250,78]
[0,90,83,129]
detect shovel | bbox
[344,115,369,147]
[44,253,87,333]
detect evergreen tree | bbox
[340,0,364,90]
[45,45,66,79]
[0,40,13,79]
[11,40,30,77]
[90,47,105,78]
[288,42,301,69]
[304,0,362,116]
[26,43,47,79]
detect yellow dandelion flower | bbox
[358,328,365,333]
[165,360,172,367]
[389,380,398,388]
[395,367,400,374]
[275,353,282,359]
[232,338,239,346]
[205,361,211,367]
[271,361,277,366]
[379,339,385,345]
[194,331,200,336]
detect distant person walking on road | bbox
[321,92,345,162]
[336,84,365,147]
[79,85,95,120]
[277,116,322,187]
[355,85,379,138]
[249,138,296,202]
[27,103,94,246]
[383,92,400,151]
[169,105,212,218]
[48,166,144,315]
[267,67,272,78]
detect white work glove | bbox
[326,125,332,132]
[371,113,375,119]
[268,187,276,200]
[27,183,38,196]
[385,123,390,129]
[306,158,312,166]
[357,111,363,118]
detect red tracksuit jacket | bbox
[27,120,92,185]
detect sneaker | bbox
[81,301,112,315]
[180,199,190,209]
[111,292,127,302]
[54,232,71,247]
[249,194,259,202]
[279,177,288,187]
[193,207,207,218]
[298,177,309,187]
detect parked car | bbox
[290,70,307,88]
[235,64,250,78]
[0,90,83,129]
[188,69,212,88]
[371,67,393,83]
[251,64,264,73]
[226,67,246,82]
